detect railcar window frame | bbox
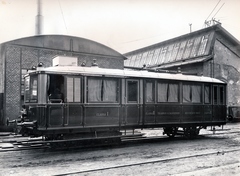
[157,80,179,103]
[213,85,226,105]
[145,79,155,103]
[213,85,218,105]
[24,74,38,103]
[219,86,225,105]
[204,84,211,104]
[65,76,82,103]
[126,79,139,103]
[87,77,119,103]
[182,82,202,104]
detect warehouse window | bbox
[183,84,202,103]
[88,77,118,102]
[157,82,179,103]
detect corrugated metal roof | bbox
[33,66,225,84]
[156,55,212,69]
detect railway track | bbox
[1,125,240,152]
[53,147,240,176]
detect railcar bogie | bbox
[11,64,227,143]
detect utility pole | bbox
[35,0,43,35]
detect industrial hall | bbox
[124,24,240,108]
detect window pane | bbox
[103,79,117,102]
[183,84,191,103]
[128,81,138,102]
[30,75,38,102]
[219,86,224,105]
[74,78,81,102]
[204,85,210,104]
[213,86,218,104]
[192,85,201,103]
[88,78,102,102]
[157,83,168,102]
[24,76,30,102]
[146,81,154,102]
[168,83,179,102]
[66,77,74,102]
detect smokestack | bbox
[35,0,43,35]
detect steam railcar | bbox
[15,64,227,140]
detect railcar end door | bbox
[125,79,141,125]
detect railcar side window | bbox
[204,85,211,104]
[157,82,179,103]
[146,80,155,103]
[213,85,225,105]
[127,80,138,102]
[88,78,118,102]
[219,86,225,105]
[48,75,64,102]
[24,75,38,102]
[66,77,81,102]
[213,86,218,104]
[183,84,202,103]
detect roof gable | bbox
[124,30,215,68]
[124,24,240,69]
[2,35,126,59]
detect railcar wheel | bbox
[184,127,199,139]
[163,127,178,138]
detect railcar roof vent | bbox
[52,56,78,67]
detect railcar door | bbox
[143,79,156,124]
[212,85,226,122]
[124,79,141,126]
[63,76,83,126]
[47,74,65,127]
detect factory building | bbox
[124,24,240,107]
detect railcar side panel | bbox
[213,105,226,121]
[203,105,213,121]
[48,105,63,127]
[37,106,47,128]
[144,104,155,123]
[156,105,182,123]
[125,105,140,125]
[182,105,204,122]
[64,104,83,126]
[84,106,120,126]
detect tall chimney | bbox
[35,0,43,35]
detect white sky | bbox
[0,0,239,53]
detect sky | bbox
[0,0,240,53]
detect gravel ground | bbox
[0,123,240,176]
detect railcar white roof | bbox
[34,66,225,84]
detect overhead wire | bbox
[212,3,225,19]
[58,0,68,33]
[205,0,221,21]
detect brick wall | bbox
[3,44,123,122]
[5,46,21,120]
